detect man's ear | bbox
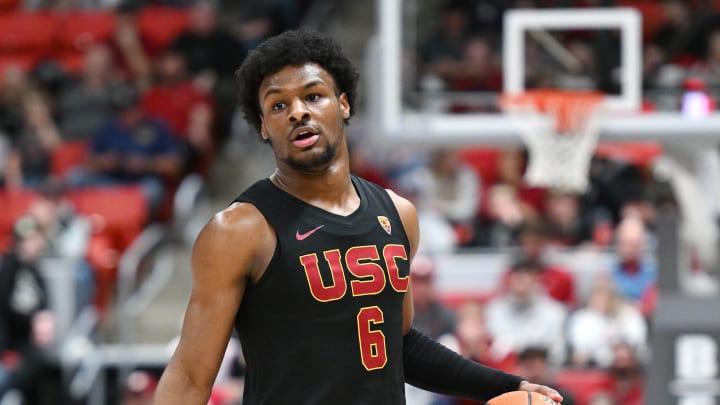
[339,93,350,120]
[260,116,269,141]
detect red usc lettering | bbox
[346,246,386,296]
[299,244,409,302]
[299,249,347,302]
[383,244,410,292]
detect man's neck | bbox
[272,159,359,217]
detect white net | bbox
[501,91,605,193]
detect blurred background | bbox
[0,0,719,404]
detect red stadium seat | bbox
[554,369,612,405]
[137,7,189,54]
[457,147,501,186]
[0,12,58,57]
[0,0,20,13]
[66,185,148,252]
[0,188,39,253]
[56,11,115,52]
[50,140,89,177]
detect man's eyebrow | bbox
[262,80,326,100]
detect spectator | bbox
[57,45,122,143]
[543,189,595,247]
[603,342,645,405]
[68,84,184,217]
[409,255,456,340]
[0,66,32,138]
[419,0,473,91]
[474,184,525,248]
[498,223,578,307]
[142,49,215,175]
[440,301,516,372]
[447,36,502,92]
[611,216,657,305]
[0,217,63,405]
[170,0,246,145]
[566,277,648,369]
[419,148,481,243]
[485,256,568,365]
[110,0,153,87]
[516,347,576,405]
[20,182,95,313]
[4,92,62,189]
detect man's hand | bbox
[518,380,563,403]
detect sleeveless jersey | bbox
[234,175,411,405]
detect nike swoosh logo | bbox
[296,225,324,241]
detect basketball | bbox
[486,391,559,405]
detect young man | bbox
[154,29,563,404]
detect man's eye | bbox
[272,102,286,111]
[307,94,321,102]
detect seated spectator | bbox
[485,256,568,365]
[499,223,577,306]
[0,65,30,137]
[416,148,481,245]
[566,277,648,369]
[516,347,577,405]
[611,216,657,305]
[19,181,95,313]
[474,184,525,248]
[142,49,215,175]
[170,0,246,145]
[409,255,456,340]
[543,189,595,247]
[419,0,473,92]
[602,342,645,405]
[67,84,184,218]
[110,0,153,87]
[0,218,64,405]
[57,45,122,143]
[446,36,502,92]
[4,92,62,189]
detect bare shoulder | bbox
[192,201,275,283]
[385,188,418,221]
[384,189,419,257]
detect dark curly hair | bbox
[235,29,360,136]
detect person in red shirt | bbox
[500,222,577,307]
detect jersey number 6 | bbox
[357,306,387,371]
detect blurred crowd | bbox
[0,0,311,403]
[1,0,719,404]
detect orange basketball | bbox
[486,391,559,405]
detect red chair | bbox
[554,369,612,405]
[0,12,58,57]
[0,0,20,13]
[56,11,115,52]
[457,147,501,186]
[137,7,189,55]
[0,188,39,253]
[66,185,148,252]
[50,141,89,177]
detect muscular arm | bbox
[154,203,274,404]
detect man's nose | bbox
[288,98,310,122]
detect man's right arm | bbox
[154,203,275,404]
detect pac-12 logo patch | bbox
[377,216,392,235]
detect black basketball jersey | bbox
[233,175,411,405]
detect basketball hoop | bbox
[500,90,606,193]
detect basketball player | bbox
[154,29,563,404]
